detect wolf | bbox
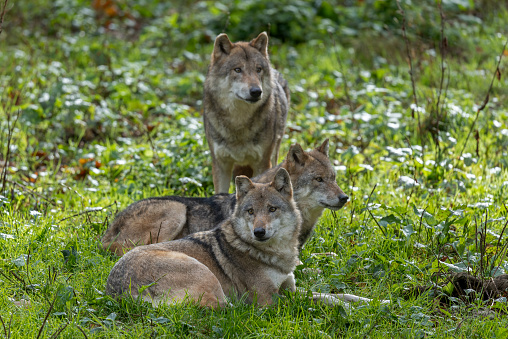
[203,31,289,193]
[101,139,349,256]
[105,168,301,308]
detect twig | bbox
[368,209,387,237]
[0,314,7,338]
[57,202,115,224]
[49,322,69,339]
[458,40,508,159]
[396,0,423,143]
[7,313,12,339]
[1,109,21,193]
[365,183,378,208]
[328,32,353,110]
[0,0,9,35]
[416,206,427,243]
[6,179,57,206]
[76,325,88,339]
[361,184,378,227]
[36,294,58,339]
[435,1,448,122]
[143,125,160,165]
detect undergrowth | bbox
[1,0,508,337]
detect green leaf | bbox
[379,214,401,227]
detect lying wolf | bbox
[203,32,289,193]
[102,139,349,256]
[106,169,301,308]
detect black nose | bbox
[339,194,349,204]
[249,87,262,98]
[253,227,266,238]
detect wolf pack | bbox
[104,32,388,309]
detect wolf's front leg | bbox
[251,157,272,178]
[279,273,296,292]
[212,158,234,193]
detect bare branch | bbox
[458,40,508,159]
[0,0,9,36]
[396,0,423,139]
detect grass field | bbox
[1,0,508,337]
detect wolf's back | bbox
[101,194,237,255]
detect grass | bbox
[1,0,508,337]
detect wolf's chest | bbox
[213,141,265,164]
[264,267,291,288]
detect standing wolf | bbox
[101,140,349,256]
[203,32,289,193]
[106,169,301,308]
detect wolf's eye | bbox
[269,207,277,212]
[316,177,323,182]
[256,67,262,73]
[234,68,242,73]
[247,208,254,215]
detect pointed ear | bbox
[235,175,255,201]
[286,143,308,167]
[249,32,269,57]
[271,168,293,199]
[316,139,330,157]
[212,33,234,62]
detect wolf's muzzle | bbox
[249,86,262,99]
[254,227,269,241]
[339,193,349,204]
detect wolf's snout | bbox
[249,86,262,98]
[339,194,349,204]
[253,227,266,239]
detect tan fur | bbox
[101,140,348,255]
[204,32,289,193]
[106,169,301,308]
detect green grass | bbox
[1,0,508,337]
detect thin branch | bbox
[36,294,58,339]
[458,40,508,159]
[0,0,9,36]
[57,202,115,224]
[0,314,7,338]
[1,110,21,193]
[435,1,448,120]
[328,32,353,110]
[365,183,378,209]
[396,0,423,140]
[368,209,387,237]
[6,178,57,206]
[76,325,89,339]
[49,323,69,339]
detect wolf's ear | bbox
[235,175,255,201]
[272,168,293,199]
[212,33,234,61]
[287,143,308,167]
[316,139,330,157]
[250,32,269,57]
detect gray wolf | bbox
[105,168,301,308]
[101,139,349,256]
[203,31,289,193]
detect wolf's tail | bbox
[275,70,290,103]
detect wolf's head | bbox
[208,32,274,106]
[284,139,349,217]
[232,168,301,245]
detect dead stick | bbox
[57,202,115,224]
[458,40,508,159]
[6,179,57,206]
[0,0,9,35]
